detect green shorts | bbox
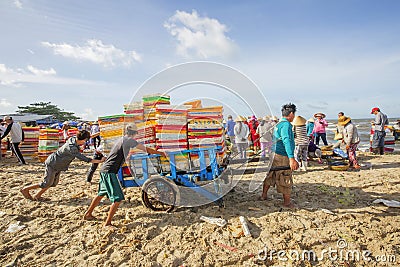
[98,172,125,202]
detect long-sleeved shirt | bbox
[294,125,308,145]
[90,124,100,135]
[234,122,249,144]
[256,122,273,142]
[0,122,24,143]
[226,120,235,136]
[272,118,295,158]
[374,112,388,131]
[343,123,360,145]
[45,137,92,171]
[306,122,314,136]
[312,118,328,134]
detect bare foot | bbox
[20,189,33,200]
[258,195,268,201]
[83,214,97,221]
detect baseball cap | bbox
[371,107,380,114]
[126,124,138,132]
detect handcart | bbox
[117,146,231,212]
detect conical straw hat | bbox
[234,116,246,122]
[337,116,351,126]
[292,116,307,126]
[314,112,326,118]
[270,116,279,121]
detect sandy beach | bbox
[0,151,399,266]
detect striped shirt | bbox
[294,125,308,145]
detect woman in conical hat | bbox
[292,116,309,171]
[314,112,326,118]
[313,112,329,146]
[234,115,246,122]
[338,116,360,169]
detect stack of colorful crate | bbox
[154,105,190,171]
[155,105,189,152]
[38,129,60,162]
[134,121,156,149]
[123,102,144,121]
[142,94,170,121]
[98,115,126,154]
[21,127,40,161]
[67,128,78,139]
[187,105,225,167]
[127,120,159,176]
[58,129,65,147]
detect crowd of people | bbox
[0,105,393,227]
[223,106,391,169]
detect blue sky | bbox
[1,0,399,121]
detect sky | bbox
[1,0,400,121]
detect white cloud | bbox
[41,39,142,68]
[0,63,109,87]
[0,98,12,107]
[164,10,237,59]
[77,108,97,121]
[14,0,22,9]
[27,65,56,76]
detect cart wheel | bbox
[141,177,179,212]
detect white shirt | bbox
[3,122,24,143]
[256,122,273,142]
[234,122,249,143]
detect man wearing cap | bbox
[261,103,299,208]
[0,116,26,164]
[61,121,71,140]
[84,124,166,228]
[90,121,101,149]
[371,107,388,155]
